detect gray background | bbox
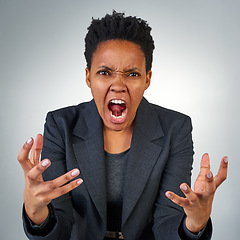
[0,0,239,239]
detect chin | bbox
[108,123,126,131]
[104,120,129,132]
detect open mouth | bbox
[108,99,127,123]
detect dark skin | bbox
[166,153,228,232]
[18,40,228,233]
[18,134,82,225]
[85,40,151,154]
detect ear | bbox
[85,67,91,88]
[145,70,152,90]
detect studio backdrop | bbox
[0,0,239,239]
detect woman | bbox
[18,11,228,240]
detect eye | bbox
[97,70,110,76]
[129,72,140,77]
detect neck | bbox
[103,126,133,154]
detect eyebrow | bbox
[98,65,140,73]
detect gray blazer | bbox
[23,98,212,240]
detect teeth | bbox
[110,99,125,104]
[110,110,126,119]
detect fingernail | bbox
[181,185,187,191]
[77,179,83,185]
[27,138,33,144]
[71,169,80,176]
[224,157,228,164]
[207,172,212,179]
[166,192,172,198]
[41,160,49,167]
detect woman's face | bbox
[86,40,152,132]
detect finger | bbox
[180,183,199,203]
[46,178,83,201]
[205,171,216,194]
[30,134,43,166]
[200,153,210,170]
[49,169,81,189]
[17,137,34,174]
[195,153,211,183]
[165,191,189,208]
[214,156,228,188]
[27,159,51,183]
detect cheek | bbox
[90,81,109,108]
[130,83,146,98]
[128,85,146,109]
[91,81,105,97]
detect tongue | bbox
[108,103,126,117]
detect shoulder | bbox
[150,101,188,117]
[152,102,191,126]
[140,98,192,127]
[43,100,100,136]
[48,100,91,117]
[135,98,192,142]
[45,100,94,124]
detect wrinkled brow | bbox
[98,65,140,73]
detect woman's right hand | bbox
[18,134,83,225]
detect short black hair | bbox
[84,11,155,72]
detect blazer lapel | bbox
[70,98,164,229]
[72,100,107,226]
[122,98,164,227]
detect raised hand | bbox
[18,134,83,225]
[165,153,228,233]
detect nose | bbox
[110,72,127,93]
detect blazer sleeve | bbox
[22,111,75,240]
[152,116,212,240]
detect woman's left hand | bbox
[165,153,228,233]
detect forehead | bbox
[91,40,146,70]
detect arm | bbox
[18,112,83,239]
[166,154,228,236]
[153,116,213,239]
